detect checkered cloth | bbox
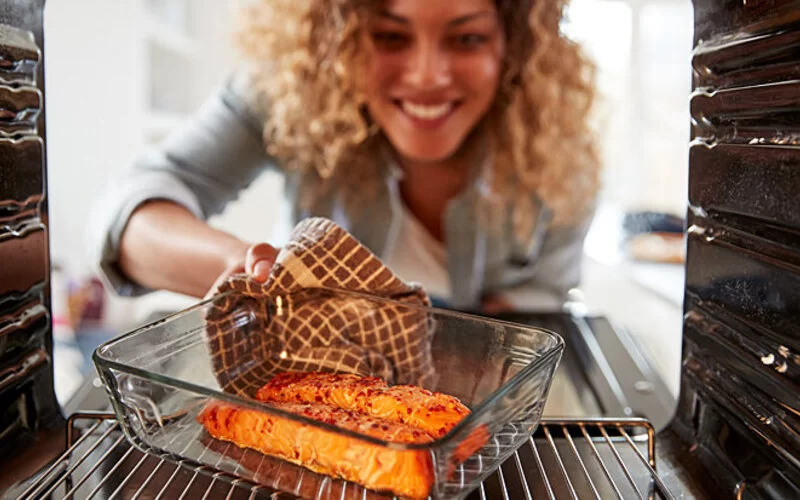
[204,217,437,397]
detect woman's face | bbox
[363,0,505,164]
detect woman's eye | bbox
[453,34,489,48]
[371,31,411,50]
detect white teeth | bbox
[401,101,453,120]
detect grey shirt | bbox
[89,71,592,311]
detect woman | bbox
[91,0,598,312]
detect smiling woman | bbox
[91,0,600,313]
[239,0,598,228]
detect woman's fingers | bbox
[245,243,279,282]
[205,242,279,299]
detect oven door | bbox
[493,311,675,429]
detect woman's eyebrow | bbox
[376,10,408,24]
[448,11,494,27]
[376,10,494,26]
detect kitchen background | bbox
[43,0,693,412]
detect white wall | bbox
[566,0,693,216]
[44,0,143,278]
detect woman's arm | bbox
[117,200,251,297]
[89,70,278,297]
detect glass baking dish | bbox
[94,287,563,499]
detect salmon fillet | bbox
[256,372,489,463]
[199,400,434,499]
[257,372,468,437]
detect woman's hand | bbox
[205,242,279,299]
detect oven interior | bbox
[1,0,799,498]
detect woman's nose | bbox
[403,43,452,89]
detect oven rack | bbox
[11,412,675,499]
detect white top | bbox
[383,204,450,301]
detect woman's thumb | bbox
[245,243,278,282]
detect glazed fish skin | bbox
[199,400,434,500]
[256,372,469,437]
[257,372,389,408]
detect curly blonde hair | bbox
[236,0,599,227]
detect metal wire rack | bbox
[11,412,674,499]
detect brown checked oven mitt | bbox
[204,217,437,398]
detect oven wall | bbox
[0,0,62,455]
[676,0,800,497]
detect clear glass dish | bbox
[94,287,563,499]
